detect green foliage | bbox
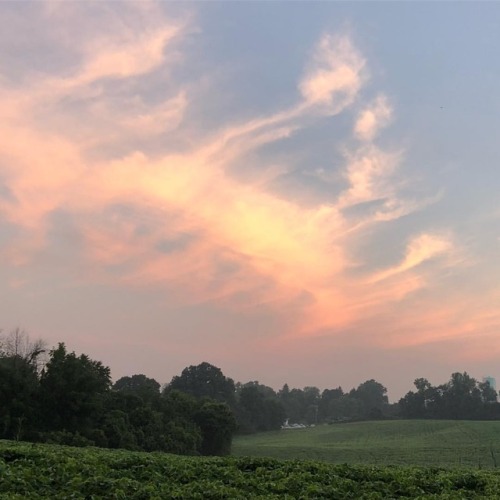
[113,374,160,405]
[0,339,237,456]
[2,440,500,498]
[39,343,111,433]
[318,387,344,421]
[0,356,39,440]
[38,430,95,447]
[237,384,286,433]
[278,380,389,425]
[195,401,237,456]
[350,379,389,417]
[278,386,319,425]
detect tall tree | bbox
[166,362,236,406]
[39,343,111,434]
[0,355,39,440]
[350,379,388,418]
[441,372,482,419]
[319,387,344,421]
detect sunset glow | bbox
[1,1,500,398]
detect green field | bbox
[232,420,500,468]
[3,439,500,498]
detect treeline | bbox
[399,373,500,420]
[0,329,391,455]
[0,331,235,455]
[2,329,500,457]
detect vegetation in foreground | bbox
[233,420,500,468]
[3,440,500,499]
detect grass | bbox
[232,420,500,468]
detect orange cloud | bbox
[2,3,497,361]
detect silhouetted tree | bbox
[0,328,46,373]
[0,355,39,440]
[319,387,344,421]
[165,362,236,406]
[237,383,285,432]
[39,343,111,433]
[113,374,160,405]
[399,372,500,420]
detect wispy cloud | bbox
[338,146,401,209]
[369,233,453,283]
[1,1,497,369]
[354,95,392,142]
[300,34,366,114]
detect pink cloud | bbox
[354,95,393,142]
[1,2,498,372]
[300,34,366,113]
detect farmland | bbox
[3,439,500,499]
[233,420,500,468]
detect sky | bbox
[1,1,500,401]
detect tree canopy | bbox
[399,372,499,420]
[166,362,236,406]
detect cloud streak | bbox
[300,34,366,113]
[1,0,499,383]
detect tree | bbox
[166,362,236,406]
[399,378,435,419]
[0,355,39,440]
[39,343,111,434]
[441,372,482,419]
[303,386,321,425]
[278,386,320,424]
[237,384,285,432]
[479,380,498,404]
[236,381,278,399]
[100,410,137,450]
[0,329,45,440]
[0,328,46,373]
[350,380,388,418]
[160,390,202,454]
[329,394,365,420]
[319,387,344,421]
[194,400,236,456]
[113,374,160,405]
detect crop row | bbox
[2,440,500,498]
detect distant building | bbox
[483,376,496,390]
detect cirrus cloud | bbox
[1,0,498,389]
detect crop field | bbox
[233,420,500,469]
[3,440,500,499]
